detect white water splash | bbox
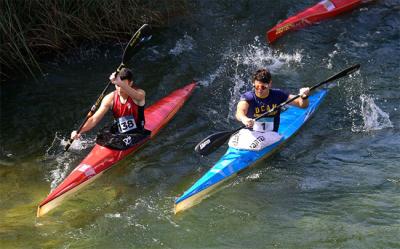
[49,155,74,190]
[197,36,303,121]
[45,133,95,190]
[199,36,303,88]
[60,136,95,151]
[46,133,94,155]
[234,36,303,73]
[228,74,247,118]
[325,43,342,69]
[227,37,303,118]
[326,50,338,69]
[198,64,226,87]
[359,94,393,131]
[169,34,195,56]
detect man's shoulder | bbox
[240,91,254,101]
[270,88,289,102]
[270,88,289,96]
[102,91,115,105]
[105,90,116,98]
[270,88,285,93]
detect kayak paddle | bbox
[64,24,152,151]
[194,64,361,156]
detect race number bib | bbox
[228,129,282,151]
[253,117,274,132]
[253,121,274,132]
[117,115,137,133]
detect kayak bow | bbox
[266,0,367,43]
[38,82,196,217]
[174,90,328,214]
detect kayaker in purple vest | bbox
[236,68,310,132]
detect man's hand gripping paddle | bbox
[64,24,152,151]
[194,64,361,156]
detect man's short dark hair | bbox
[252,69,271,84]
[119,68,133,82]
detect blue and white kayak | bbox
[174,89,328,214]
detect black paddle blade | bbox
[313,64,361,90]
[122,24,152,65]
[194,131,234,156]
[346,64,361,75]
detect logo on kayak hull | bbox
[250,136,265,149]
[76,164,96,177]
[199,139,210,150]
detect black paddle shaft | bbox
[195,64,361,156]
[64,24,152,151]
[249,64,361,124]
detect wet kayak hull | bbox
[38,82,196,217]
[267,0,365,43]
[174,90,328,214]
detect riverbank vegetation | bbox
[0,0,187,81]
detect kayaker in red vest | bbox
[236,68,310,132]
[71,68,147,149]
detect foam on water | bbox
[246,173,261,180]
[169,33,195,56]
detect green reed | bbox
[0,0,187,81]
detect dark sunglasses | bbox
[254,84,268,90]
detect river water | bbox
[1,0,399,248]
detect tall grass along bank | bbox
[0,0,187,81]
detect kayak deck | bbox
[267,0,364,43]
[37,82,196,217]
[174,90,328,214]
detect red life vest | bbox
[112,91,139,121]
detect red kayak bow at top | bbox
[37,82,196,217]
[266,0,371,44]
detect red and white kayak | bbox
[37,82,196,217]
[266,0,370,43]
